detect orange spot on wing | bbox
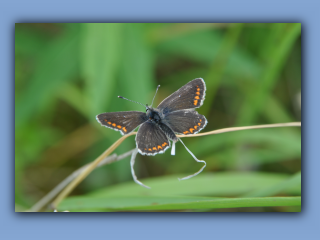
[104,119,108,122]
[122,127,127,132]
[196,92,200,95]
[153,147,157,151]
[148,148,152,151]
[194,100,198,105]
[198,123,201,126]
[200,119,202,122]
[112,123,116,127]
[145,148,147,150]
[183,131,189,134]
[158,145,162,150]
[195,96,200,99]
[107,122,112,124]
[197,88,200,91]
[162,142,168,147]
[189,128,194,133]
[117,125,122,129]
[194,125,198,129]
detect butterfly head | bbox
[146,105,161,123]
[145,103,152,112]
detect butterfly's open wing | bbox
[136,121,170,156]
[163,110,207,135]
[157,78,206,113]
[96,111,147,135]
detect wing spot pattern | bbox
[194,85,202,105]
[189,128,194,133]
[162,142,168,147]
[153,147,157,151]
[158,145,162,150]
[103,120,127,134]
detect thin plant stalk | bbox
[51,132,137,208]
[51,122,301,209]
[28,150,135,212]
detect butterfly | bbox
[96,78,208,156]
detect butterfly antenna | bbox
[118,96,146,108]
[150,85,161,107]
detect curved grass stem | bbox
[49,122,300,210]
[51,132,137,209]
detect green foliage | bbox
[59,172,301,212]
[15,23,301,212]
[60,196,300,212]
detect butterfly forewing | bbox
[157,78,206,113]
[136,121,170,156]
[163,110,207,135]
[96,111,147,135]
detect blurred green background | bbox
[15,23,301,212]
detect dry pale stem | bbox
[51,132,137,208]
[51,122,301,209]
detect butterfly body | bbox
[96,78,207,156]
[146,107,161,124]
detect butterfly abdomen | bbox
[158,123,178,142]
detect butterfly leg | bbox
[130,148,151,189]
[171,141,176,155]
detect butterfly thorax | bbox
[146,107,178,142]
[146,107,162,124]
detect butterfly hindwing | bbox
[157,78,206,113]
[136,121,170,156]
[96,111,147,135]
[162,110,207,135]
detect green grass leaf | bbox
[81,23,123,117]
[59,195,300,212]
[236,23,301,125]
[156,28,261,80]
[15,24,80,128]
[242,171,301,197]
[83,172,301,198]
[117,24,155,109]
